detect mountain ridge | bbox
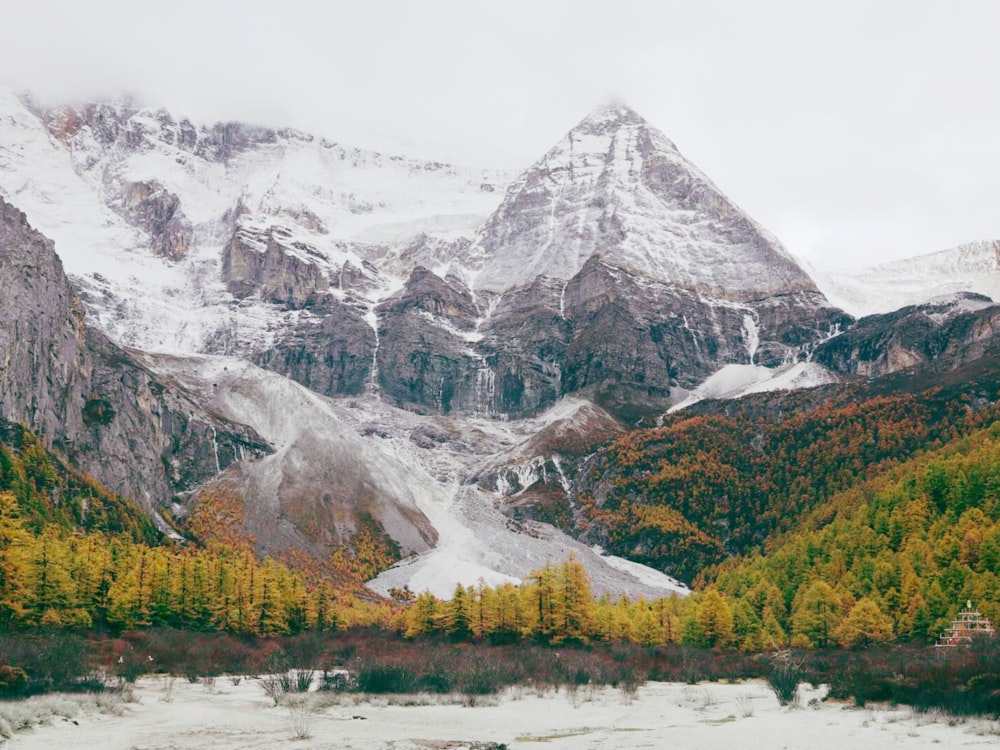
[815,240,1000,317]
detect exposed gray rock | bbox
[368,256,851,421]
[477,275,569,417]
[409,422,455,448]
[375,267,484,414]
[384,265,479,326]
[222,224,328,306]
[36,97,282,163]
[251,295,376,396]
[120,180,192,259]
[0,197,270,517]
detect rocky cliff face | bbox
[222,225,330,307]
[375,267,484,413]
[122,180,192,260]
[0,197,269,520]
[814,293,1000,378]
[367,256,851,420]
[252,295,377,397]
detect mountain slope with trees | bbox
[575,382,1000,582]
[708,416,1000,646]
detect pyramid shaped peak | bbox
[471,97,815,298]
[577,99,646,128]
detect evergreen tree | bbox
[689,589,734,647]
[404,591,440,638]
[558,553,596,643]
[443,584,473,640]
[790,580,842,647]
[836,597,894,647]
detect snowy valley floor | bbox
[6,677,1000,750]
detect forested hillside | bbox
[577,387,999,582]
[3,380,1000,654]
[709,419,1000,646]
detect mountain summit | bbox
[471,102,817,299]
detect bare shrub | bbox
[767,652,803,707]
[260,674,286,706]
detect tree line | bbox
[397,552,906,649]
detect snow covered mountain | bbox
[0,90,513,356]
[5,89,996,597]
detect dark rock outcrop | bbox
[477,276,568,417]
[369,258,852,421]
[814,293,1000,378]
[38,99,282,164]
[375,268,484,414]
[222,224,329,307]
[0,197,269,517]
[252,296,376,396]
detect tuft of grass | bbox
[736,692,754,718]
[288,704,312,740]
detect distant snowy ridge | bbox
[813,240,1000,317]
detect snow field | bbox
[8,676,999,750]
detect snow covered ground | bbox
[8,676,999,750]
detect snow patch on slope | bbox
[670,362,837,412]
[921,292,995,323]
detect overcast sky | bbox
[2,1,998,270]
